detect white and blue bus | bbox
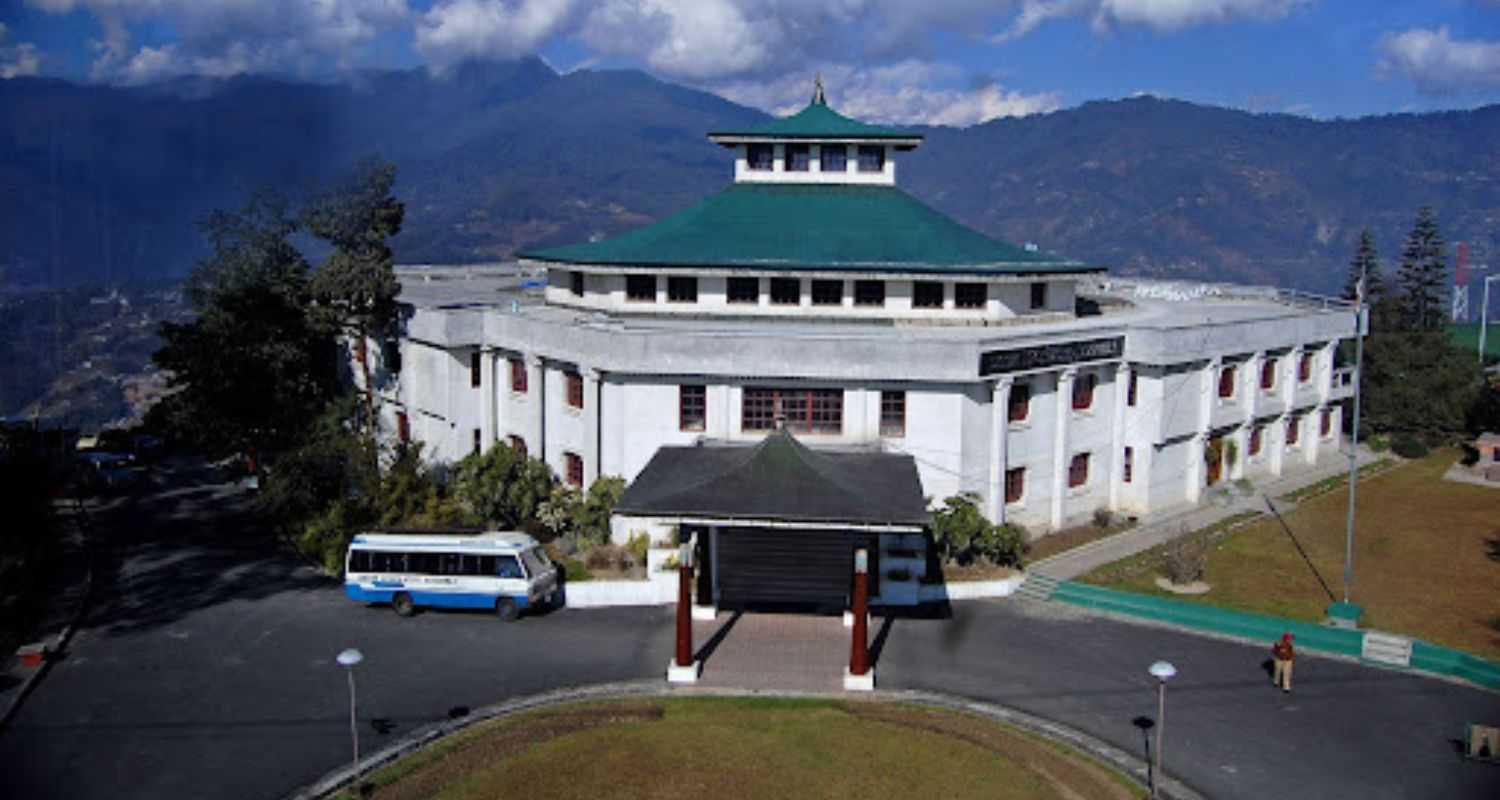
[344,532,559,620]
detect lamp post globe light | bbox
[337,648,364,792]
[1148,660,1176,799]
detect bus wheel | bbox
[495,598,519,622]
[392,593,415,617]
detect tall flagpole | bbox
[1342,265,1366,606]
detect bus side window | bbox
[440,552,463,575]
[349,550,371,573]
[496,556,524,579]
[477,555,497,576]
[371,551,403,572]
[408,553,439,575]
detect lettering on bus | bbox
[979,336,1124,376]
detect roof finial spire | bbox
[812,73,826,106]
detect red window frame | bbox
[1004,467,1025,504]
[741,388,843,434]
[1298,353,1313,383]
[880,390,906,437]
[1320,408,1332,437]
[1123,446,1133,483]
[1218,365,1236,399]
[566,371,584,409]
[565,452,583,487]
[1008,383,1030,423]
[508,435,527,457]
[1260,358,1277,390]
[1286,416,1300,445]
[1071,373,1097,411]
[679,385,707,432]
[1127,372,1138,407]
[396,411,410,444]
[510,358,528,393]
[1068,453,1090,488]
[470,351,482,388]
[1249,426,1263,456]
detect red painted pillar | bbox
[675,544,694,668]
[850,547,869,676]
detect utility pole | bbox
[1480,273,1497,363]
[1337,263,1367,623]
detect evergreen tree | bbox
[1395,206,1447,332]
[304,159,405,434]
[1342,229,1383,304]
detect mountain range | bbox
[3,57,1497,295]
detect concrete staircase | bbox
[1013,572,1060,602]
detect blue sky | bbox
[3,1,1499,123]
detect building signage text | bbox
[979,336,1124,375]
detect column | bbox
[1051,369,1075,529]
[1108,363,1129,510]
[1238,351,1262,480]
[1305,404,1323,465]
[1188,358,1218,504]
[987,377,1013,523]
[583,367,601,486]
[481,350,497,449]
[526,354,546,462]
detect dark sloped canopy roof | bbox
[614,429,931,527]
[520,183,1091,274]
[708,98,921,142]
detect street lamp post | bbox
[1480,274,1499,363]
[337,648,364,792]
[1148,660,1177,799]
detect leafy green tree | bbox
[303,159,405,433]
[930,493,1026,567]
[1362,331,1482,439]
[572,476,626,545]
[537,485,582,541]
[151,193,337,459]
[1395,206,1448,333]
[452,442,556,529]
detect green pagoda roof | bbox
[520,183,1092,275]
[709,84,921,142]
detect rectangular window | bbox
[954,282,987,309]
[667,276,698,303]
[472,428,482,456]
[510,358,528,393]
[569,271,585,297]
[811,279,843,306]
[348,550,371,573]
[626,275,657,302]
[1030,282,1047,310]
[727,277,759,304]
[747,143,773,171]
[396,411,410,444]
[1005,467,1025,504]
[1072,373,1097,411]
[565,452,584,488]
[1249,425,1263,456]
[913,281,944,309]
[566,370,584,409]
[1261,358,1277,390]
[1320,408,1332,437]
[770,277,800,305]
[1218,365,1236,399]
[785,144,811,172]
[1299,353,1313,383]
[854,280,886,307]
[1008,383,1030,423]
[741,388,843,434]
[1286,416,1300,445]
[820,145,847,173]
[857,145,885,173]
[496,555,524,579]
[880,390,905,437]
[1127,372,1138,407]
[470,351,482,388]
[1123,446,1134,483]
[680,385,707,432]
[508,435,527,457]
[1068,453,1090,488]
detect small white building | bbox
[363,86,1359,558]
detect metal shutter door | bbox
[716,527,852,612]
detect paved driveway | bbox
[3,465,1498,799]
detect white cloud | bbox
[1377,26,1500,94]
[26,0,411,83]
[715,62,1061,127]
[415,0,580,71]
[996,0,1311,41]
[0,22,43,79]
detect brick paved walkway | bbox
[692,612,849,692]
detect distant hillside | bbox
[2,60,1497,294]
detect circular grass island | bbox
[337,696,1143,800]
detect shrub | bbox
[625,531,650,566]
[1164,529,1207,585]
[1366,433,1391,453]
[584,543,626,572]
[1092,508,1114,529]
[1390,434,1429,459]
[931,493,1026,568]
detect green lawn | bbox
[1447,323,1500,359]
[1083,450,1500,659]
[343,698,1142,800]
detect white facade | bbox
[363,267,1358,538]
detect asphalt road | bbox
[2,463,1498,799]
